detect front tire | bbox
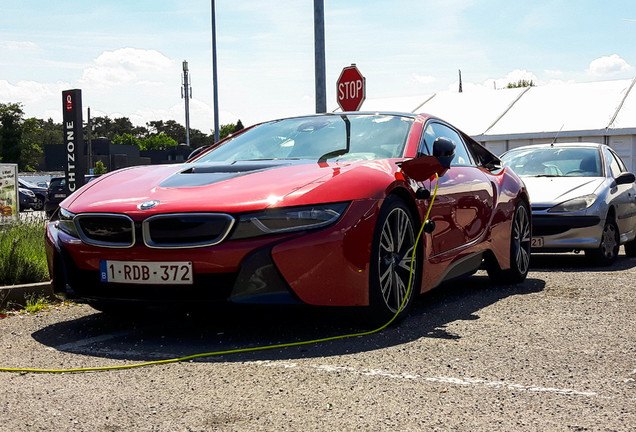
[585,216,619,266]
[368,195,419,325]
[33,195,44,211]
[487,201,531,284]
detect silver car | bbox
[501,143,636,265]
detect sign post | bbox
[337,64,366,111]
[62,89,86,195]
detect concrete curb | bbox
[0,281,54,309]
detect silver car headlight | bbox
[57,208,80,238]
[548,194,597,213]
[230,202,349,240]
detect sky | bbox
[1,0,636,135]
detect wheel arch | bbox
[385,186,422,228]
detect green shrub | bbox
[0,217,49,285]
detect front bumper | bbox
[531,214,602,251]
[45,199,381,307]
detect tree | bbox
[140,133,178,151]
[35,118,63,146]
[189,128,214,149]
[93,160,107,175]
[146,120,186,143]
[112,133,141,147]
[507,79,535,88]
[0,102,24,165]
[90,116,115,138]
[19,118,45,171]
[212,120,246,142]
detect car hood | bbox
[63,159,403,217]
[521,176,604,205]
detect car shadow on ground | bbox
[529,251,636,273]
[31,274,544,364]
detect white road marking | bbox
[249,360,604,398]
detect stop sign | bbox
[337,64,366,111]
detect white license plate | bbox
[54,194,67,198]
[531,237,544,248]
[100,261,193,285]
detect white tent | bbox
[350,77,636,171]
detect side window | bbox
[418,122,473,166]
[605,149,623,178]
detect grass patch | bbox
[24,294,50,314]
[0,217,49,285]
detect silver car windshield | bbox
[196,114,413,163]
[502,147,603,177]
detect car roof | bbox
[506,142,603,152]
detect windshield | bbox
[195,114,413,163]
[501,147,603,177]
[19,179,38,188]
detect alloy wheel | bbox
[511,204,531,276]
[377,206,416,313]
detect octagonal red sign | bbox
[337,65,366,111]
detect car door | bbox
[605,148,636,238]
[418,121,494,256]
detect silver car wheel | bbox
[599,221,618,260]
[377,206,416,313]
[586,216,619,266]
[512,204,531,275]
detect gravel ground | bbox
[0,252,634,431]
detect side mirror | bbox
[187,146,208,161]
[433,137,456,169]
[616,172,636,185]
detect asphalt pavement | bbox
[0,251,634,431]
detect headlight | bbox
[230,202,349,240]
[57,208,80,238]
[548,194,597,213]
[21,188,35,197]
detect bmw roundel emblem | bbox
[138,200,160,210]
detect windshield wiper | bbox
[318,115,351,163]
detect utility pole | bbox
[211,0,220,143]
[314,0,326,113]
[181,60,192,147]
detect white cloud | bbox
[0,79,71,108]
[79,48,174,88]
[0,41,38,50]
[587,54,634,77]
[412,73,437,85]
[544,69,563,77]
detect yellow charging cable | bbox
[1,175,439,374]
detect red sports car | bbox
[45,113,530,323]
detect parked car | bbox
[45,112,530,322]
[501,142,636,265]
[18,187,38,211]
[18,178,47,211]
[44,177,67,218]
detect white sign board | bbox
[0,164,19,223]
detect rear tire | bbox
[487,201,531,284]
[367,195,420,326]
